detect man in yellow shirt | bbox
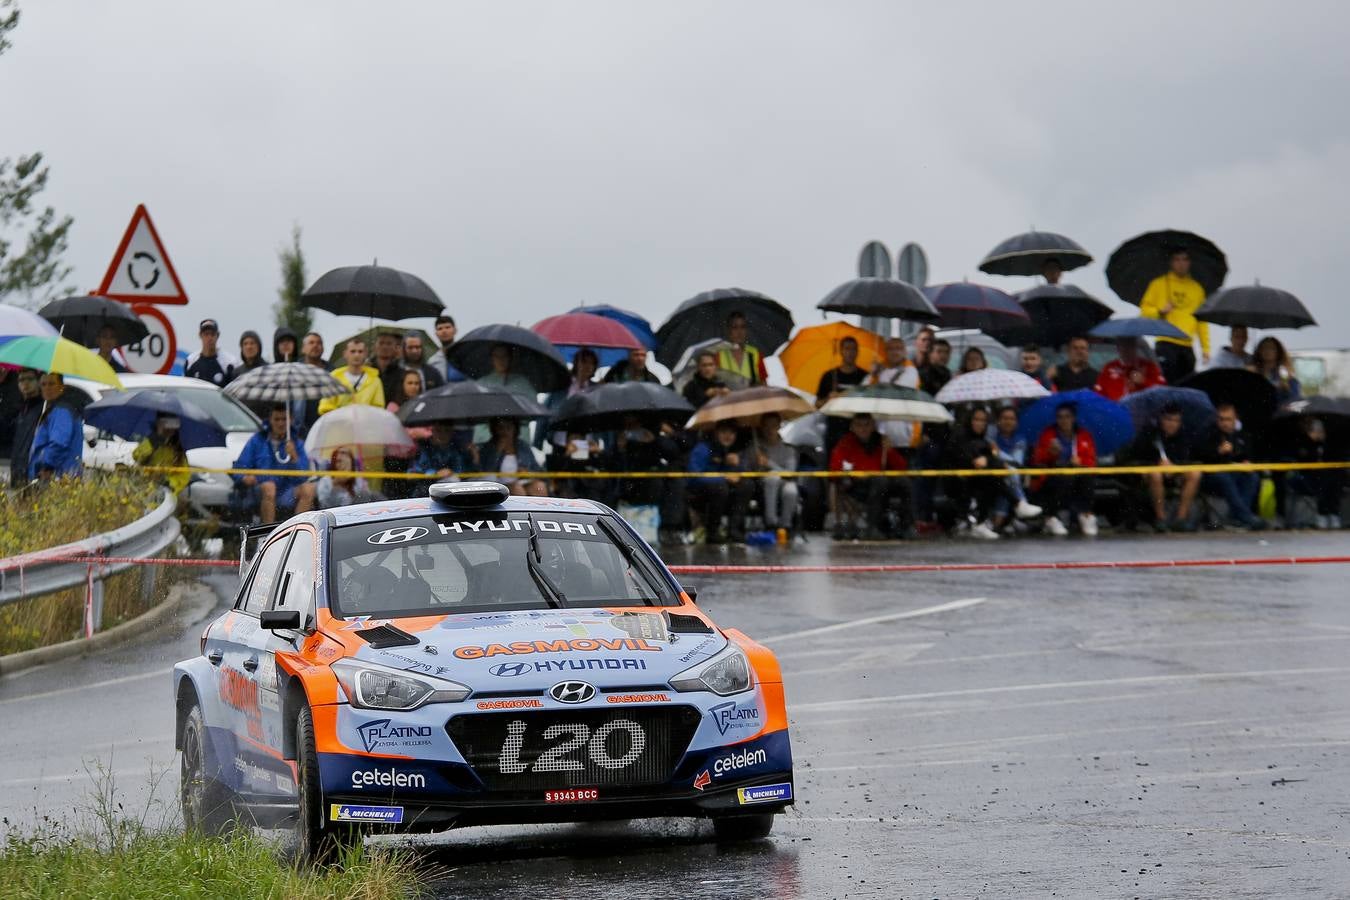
[318,337,385,414]
[1140,248,1210,381]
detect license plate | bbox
[544,788,599,803]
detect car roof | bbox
[66,373,224,398]
[322,494,611,528]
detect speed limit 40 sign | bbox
[122,304,178,375]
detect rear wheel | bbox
[713,812,775,842]
[294,705,357,863]
[180,703,236,836]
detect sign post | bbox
[95,205,185,374]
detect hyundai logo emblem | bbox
[366,526,429,546]
[489,662,531,677]
[549,681,596,704]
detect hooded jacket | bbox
[238,330,268,370]
[28,399,84,480]
[272,326,299,364]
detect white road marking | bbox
[790,665,1350,712]
[762,597,988,645]
[0,668,165,706]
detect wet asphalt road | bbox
[2,531,1349,897]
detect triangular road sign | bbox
[96,204,189,306]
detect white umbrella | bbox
[304,404,415,459]
[935,369,1051,404]
[820,384,952,423]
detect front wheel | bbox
[294,705,357,863]
[180,702,236,836]
[713,812,775,842]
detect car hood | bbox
[336,608,729,690]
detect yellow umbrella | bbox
[0,335,124,388]
[776,322,886,394]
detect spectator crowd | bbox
[2,248,1344,543]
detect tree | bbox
[0,2,74,309]
[273,224,312,336]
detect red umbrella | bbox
[532,312,643,350]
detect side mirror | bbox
[684,585,698,602]
[260,609,301,631]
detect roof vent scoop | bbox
[356,624,420,649]
[430,481,510,508]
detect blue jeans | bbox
[1202,471,1259,523]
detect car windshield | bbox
[328,512,679,619]
[165,386,260,431]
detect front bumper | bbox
[322,772,794,831]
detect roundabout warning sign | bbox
[96,204,189,306]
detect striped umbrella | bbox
[0,334,123,387]
[935,369,1051,404]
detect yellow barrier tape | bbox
[139,461,1350,481]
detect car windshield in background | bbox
[328,512,679,619]
[168,387,260,431]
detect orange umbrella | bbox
[777,322,886,394]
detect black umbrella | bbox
[816,278,940,321]
[1177,368,1278,433]
[38,295,148,346]
[301,264,443,320]
[978,230,1092,277]
[1270,396,1350,454]
[655,288,793,368]
[1196,284,1317,330]
[548,382,693,434]
[445,323,570,393]
[399,380,550,426]
[922,282,1032,345]
[1016,284,1113,348]
[1105,230,1228,306]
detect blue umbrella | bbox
[922,282,1032,345]
[83,389,227,451]
[1120,386,1216,443]
[1090,317,1189,341]
[568,304,657,350]
[1018,389,1135,457]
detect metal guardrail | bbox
[0,489,182,637]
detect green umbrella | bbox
[0,334,123,388]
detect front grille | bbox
[447,706,701,791]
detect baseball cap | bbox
[199,318,220,333]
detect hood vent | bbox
[355,624,419,649]
[664,612,714,635]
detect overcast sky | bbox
[8,1,1349,357]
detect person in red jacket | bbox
[1030,403,1099,536]
[1095,338,1165,401]
[829,413,910,540]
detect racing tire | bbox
[294,705,357,864]
[180,703,237,836]
[712,812,775,842]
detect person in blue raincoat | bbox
[28,373,84,481]
[232,404,315,523]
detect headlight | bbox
[669,645,752,696]
[332,661,470,711]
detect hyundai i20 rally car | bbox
[173,482,793,858]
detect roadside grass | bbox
[0,471,164,654]
[0,764,420,900]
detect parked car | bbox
[1291,349,1350,397]
[62,374,261,512]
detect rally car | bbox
[173,482,793,859]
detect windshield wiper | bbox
[525,514,566,609]
[595,516,662,605]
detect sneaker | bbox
[1044,515,1069,536]
[1153,520,1170,534]
[1242,518,1268,532]
[1314,514,1329,530]
[970,520,1000,540]
[1331,515,1344,529]
[1175,519,1198,533]
[1078,513,1099,537]
[1014,499,1043,519]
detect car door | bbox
[254,527,317,797]
[218,531,293,800]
